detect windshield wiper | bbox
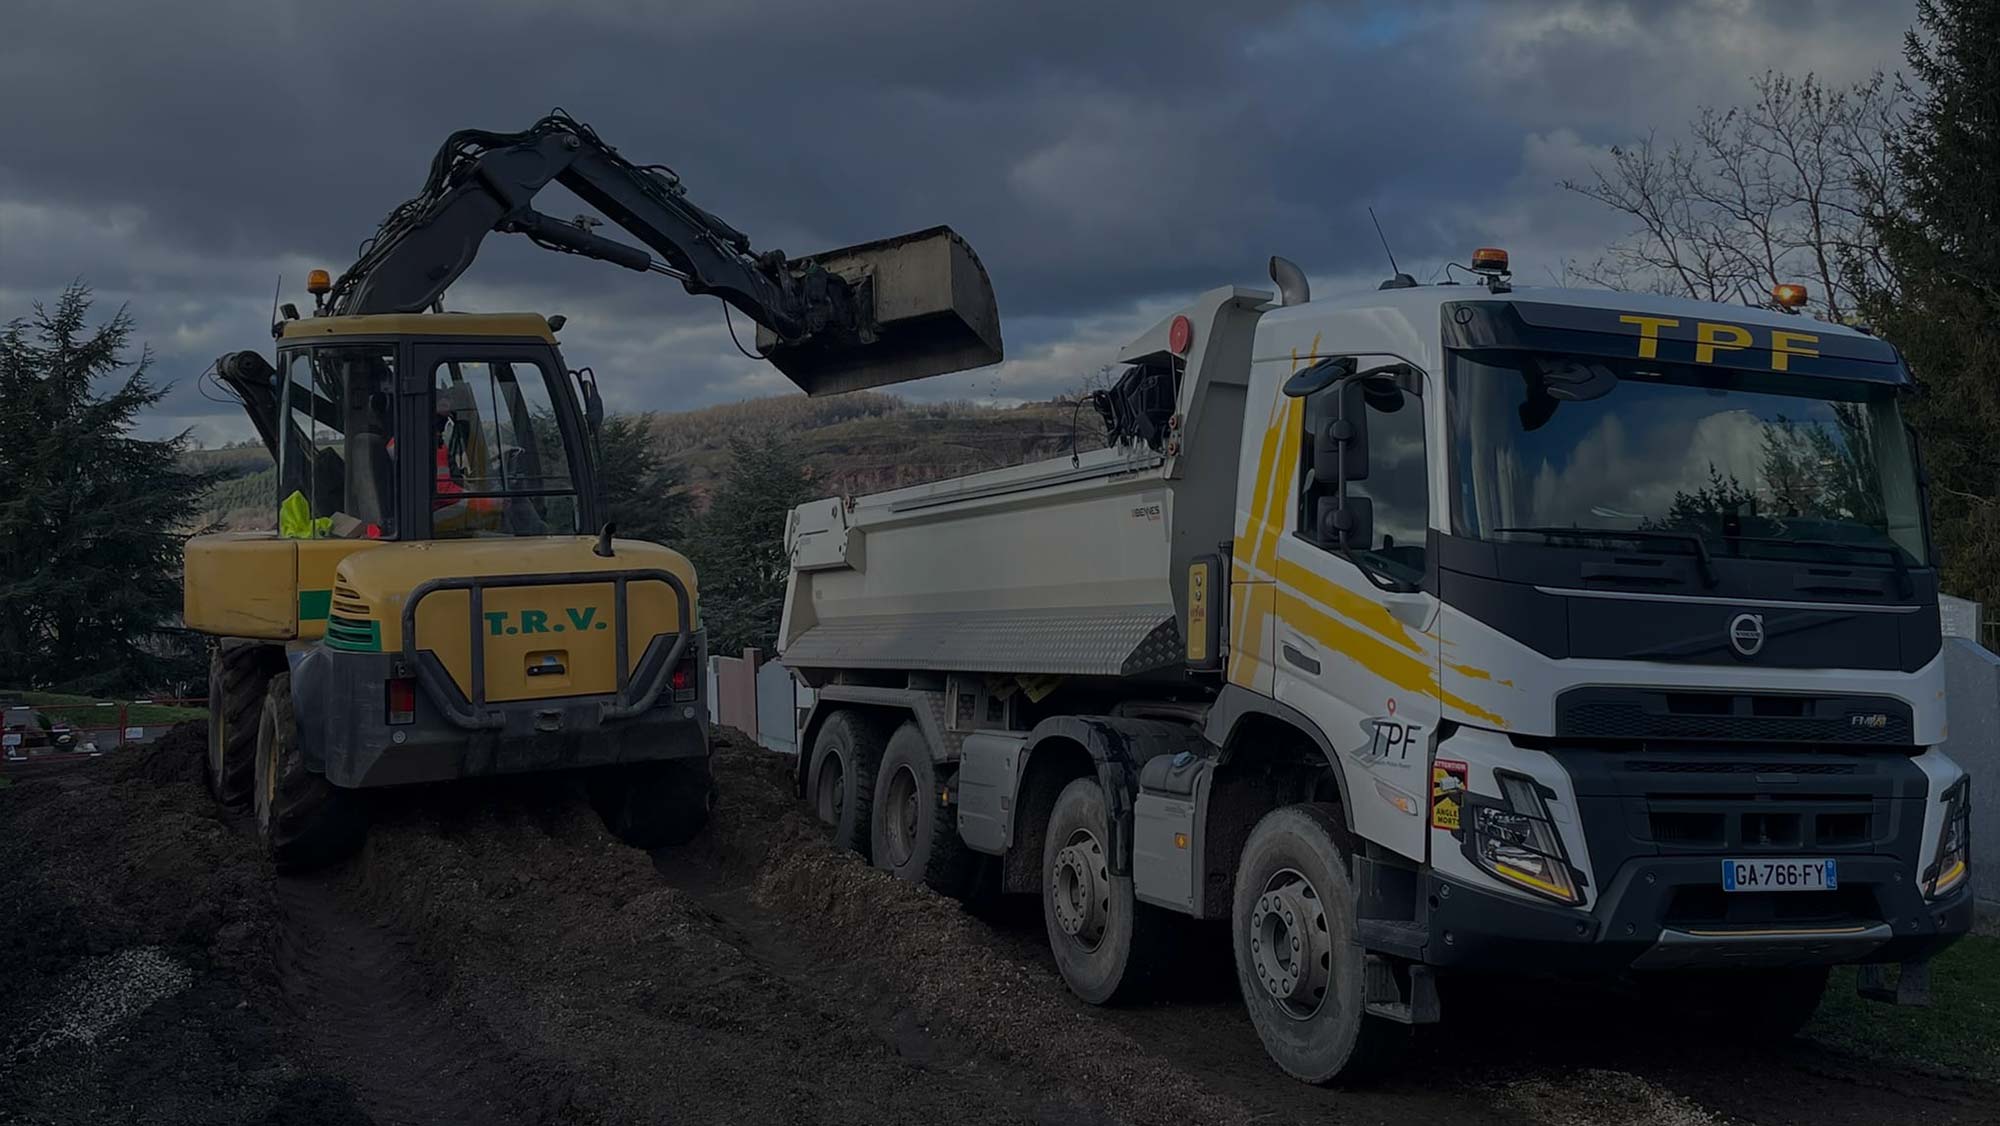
[1718,534,1913,598]
[1495,525,1718,588]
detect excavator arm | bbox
[323,111,1001,393]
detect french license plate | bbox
[1721,858,1837,892]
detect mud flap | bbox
[1857,959,1933,1006]
[1362,956,1441,1025]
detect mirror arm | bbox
[1339,548,1420,593]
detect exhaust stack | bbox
[762,225,1003,396]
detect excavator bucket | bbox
[761,225,1003,395]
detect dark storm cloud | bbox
[0,0,1913,441]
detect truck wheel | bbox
[1042,776,1172,1004]
[1640,966,1829,1040]
[808,710,888,858]
[590,757,715,848]
[253,672,366,872]
[870,721,976,897]
[207,642,278,808]
[1232,803,1406,1084]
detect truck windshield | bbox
[1447,352,1927,566]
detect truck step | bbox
[1358,918,1428,961]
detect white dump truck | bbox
[778,251,1973,1083]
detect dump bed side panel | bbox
[782,447,1180,676]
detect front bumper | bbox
[1416,743,1972,974]
[1424,859,1972,975]
[292,636,708,789]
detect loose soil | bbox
[3,725,1993,1125]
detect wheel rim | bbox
[1049,827,1111,952]
[1248,866,1333,1020]
[883,763,920,868]
[814,751,846,827]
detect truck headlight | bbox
[1925,778,1970,899]
[1464,771,1584,906]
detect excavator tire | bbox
[589,757,715,849]
[207,641,283,809]
[253,672,366,872]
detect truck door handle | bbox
[1281,643,1321,675]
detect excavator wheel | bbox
[207,641,282,809]
[590,757,715,849]
[253,672,367,872]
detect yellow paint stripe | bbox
[1252,399,1302,575]
[1236,395,1290,569]
[1682,926,1873,938]
[1275,557,1421,655]
[1249,332,1318,576]
[1282,596,1508,728]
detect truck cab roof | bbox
[1245,281,1904,384]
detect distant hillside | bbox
[187,444,275,531]
[653,393,1107,499]
[186,392,1106,530]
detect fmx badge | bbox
[484,606,610,636]
[1431,758,1468,832]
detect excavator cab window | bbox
[428,359,581,539]
[276,346,397,539]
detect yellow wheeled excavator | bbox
[185,111,1001,869]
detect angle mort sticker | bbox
[1431,758,1468,832]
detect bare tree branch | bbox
[1565,72,1906,322]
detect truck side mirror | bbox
[1316,495,1373,551]
[1313,381,1370,484]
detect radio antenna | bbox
[1368,207,1401,277]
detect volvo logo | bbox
[1728,612,1766,657]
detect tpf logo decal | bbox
[1353,702,1423,768]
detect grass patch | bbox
[1808,934,2000,1080]
[6,691,205,727]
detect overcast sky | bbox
[0,0,1917,444]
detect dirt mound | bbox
[0,720,368,1124]
[114,721,207,787]
[9,720,1990,1126]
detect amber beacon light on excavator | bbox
[184,111,1001,869]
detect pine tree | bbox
[596,413,689,548]
[0,285,213,692]
[689,434,819,657]
[1861,0,2000,607]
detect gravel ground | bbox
[2,723,1994,1126]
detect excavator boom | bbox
[324,112,1001,394]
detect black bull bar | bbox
[400,568,693,731]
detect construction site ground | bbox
[3,723,1994,1126]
